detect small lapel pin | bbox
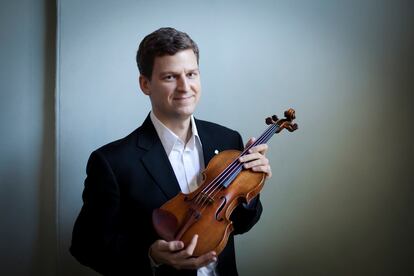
[214,149,219,155]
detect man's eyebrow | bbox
[159,71,176,75]
[156,71,178,77]
[158,68,199,75]
[187,68,200,72]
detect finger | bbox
[246,158,269,171]
[245,158,270,170]
[239,152,266,164]
[266,168,272,179]
[178,234,198,258]
[194,251,217,267]
[164,240,184,252]
[154,240,169,251]
[244,137,256,148]
[252,165,272,179]
[248,144,268,154]
[180,251,217,270]
[251,164,271,174]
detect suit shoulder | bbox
[195,118,240,136]
[92,128,139,161]
[195,118,244,151]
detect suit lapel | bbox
[137,115,180,200]
[196,119,218,165]
[137,116,225,199]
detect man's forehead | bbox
[153,50,198,71]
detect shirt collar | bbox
[150,111,202,156]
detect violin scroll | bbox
[266,108,298,133]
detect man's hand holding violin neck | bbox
[239,137,272,179]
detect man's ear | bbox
[139,75,151,95]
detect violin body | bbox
[152,109,298,257]
[152,150,265,256]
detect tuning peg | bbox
[284,109,296,121]
[265,108,298,133]
[265,117,273,125]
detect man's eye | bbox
[188,72,198,78]
[164,75,174,80]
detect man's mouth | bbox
[173,95,193,101]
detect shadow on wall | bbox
[33,0,57,275]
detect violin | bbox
[152,108,298,256]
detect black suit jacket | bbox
[70,115,263,276]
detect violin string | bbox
[203,124,278,205]
[198,124,277,203]
[196,124,278,212]
[194,124,279,208]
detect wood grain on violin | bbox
[152,108,298,256]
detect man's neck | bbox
[153,111,192,143]
[167,118,192,143]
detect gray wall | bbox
[0,0,56,275]
[0,0,412,275]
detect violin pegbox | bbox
[266,108,298,133]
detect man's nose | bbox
[176,75,190,92]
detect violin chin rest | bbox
[152,208,178,241]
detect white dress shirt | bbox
[150,111,219,276]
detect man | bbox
[70,27,271,276]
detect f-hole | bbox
[215,196,227,221]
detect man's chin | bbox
[173,110,195,120]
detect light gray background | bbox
[1,0,413,275]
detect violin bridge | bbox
[200,193,214,204]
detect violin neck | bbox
[220,125,278,188]
[241,124,278,157]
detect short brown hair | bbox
[136,27,199,79]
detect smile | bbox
[173,95,194,101]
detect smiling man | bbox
[139,48,201,142]
[70,27,271,276]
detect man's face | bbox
[140,49,201,123]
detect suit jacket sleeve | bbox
[70,150,153,275]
